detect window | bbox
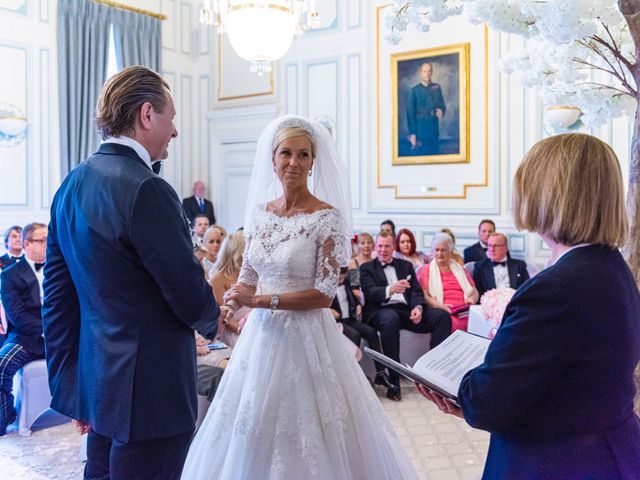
[105,24,119,80]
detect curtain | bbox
[57,0,112,178]
[57,0,163,178]
[112,7,162,71]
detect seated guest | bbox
[201,225,227,280]
[191,214,210,248]
[439,228,464,266]
[347,232,374,303]
[418,233,479,332]
[0,223,47,435]
[379,219,396,238]
[473,233,529,298]
[330,267,391,388]
[393,228,430,269]
[210,231,247,349]
[463,219,496,263]
[360,231,451,401]
[418,133,640,478]
[0,226,24,270]
[193,244,207,263]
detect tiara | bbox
[273,116,318,142]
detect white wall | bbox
[0,0,58,233]
[207,0,634,268]
[0,0,633,267]
[0,0,210,251]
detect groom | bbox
[42,66,219,479]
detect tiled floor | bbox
[0,381,489,479]
[375,381,488,479]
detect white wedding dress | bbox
[181,207,419,480]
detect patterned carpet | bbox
[0,381,489,479]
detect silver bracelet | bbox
[270,293,280,313]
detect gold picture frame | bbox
[391,43,470,165]
[216,35,274,102]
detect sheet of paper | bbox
[412,330,490,397]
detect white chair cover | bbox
[12,359,51,436]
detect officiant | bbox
[417,133,640,478]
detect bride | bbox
[181,115,419,479]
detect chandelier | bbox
[199,1,319,75]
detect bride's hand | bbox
[224,284,257,308]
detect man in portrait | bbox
[406,62,446,156]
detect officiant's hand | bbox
[414,383,463,418]
[224,284,257,308]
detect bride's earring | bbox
[308,170,312,177]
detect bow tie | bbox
[35,262,45,272]
[380,259,395,268]
[151,161,162,174]
[492,261,506,267]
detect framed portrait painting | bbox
[392,43,470,165]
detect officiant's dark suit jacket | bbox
[0,260,44,356]
[42,143,219,443]
[458,245,640,479]
[182,195,215,226]
[359,258,425,323]
[472,257,530,298]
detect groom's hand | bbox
[72,419,92,435]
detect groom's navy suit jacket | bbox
[43,143,219,443]
[0,259,44,356]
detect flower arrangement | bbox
[480,287,516,338]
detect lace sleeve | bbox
[238,231,258,286]
[314,210,350,298]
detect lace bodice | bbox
[238,207,349,298]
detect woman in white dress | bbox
[181,115,419,480]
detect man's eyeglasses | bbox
[28,238,47,244]
[487,244,506,249]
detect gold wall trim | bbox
[92,0,167,20]
[375,4,489,200]
[216,37,275,101]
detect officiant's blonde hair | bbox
[513,133,627,247]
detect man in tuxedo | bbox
[463,219,495,263]
[473,233,530,298]
[360,231,451,401]
[0,223,47,435]
[182,180,216,226]
[191,214,210,248]
[0,226,24,270]
[42,66,219,480]
[330,267,390,387]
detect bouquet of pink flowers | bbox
[480,288,516,338]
